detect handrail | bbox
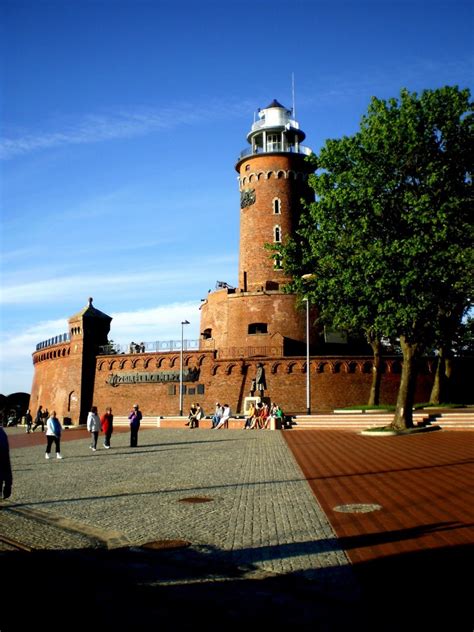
[36,333,70,351]
[98,339,205,355]
[237,145,312,161]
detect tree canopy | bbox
[281,86,473,428]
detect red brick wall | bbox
[29,343,81,422]
[91,352,435,419]
[237,153,313,292]
[199,290,317,352]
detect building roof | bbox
[69,297,112,321]
[264,99,289,110]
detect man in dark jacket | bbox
[128,404,142,447]
[0,427,13,499]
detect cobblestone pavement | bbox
[1,428,361,631]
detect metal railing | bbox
[98,339,205,355]
[36,333,70,351]
[250,117,301,132]
[238,144,312,161]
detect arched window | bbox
[273,198,281,214]
[274,225,282,243]
[202,328,212,340]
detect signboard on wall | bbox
[106,367,199,387]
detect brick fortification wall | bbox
[29,342,80,422]
[92,351,435,418]
[30,344,472,423]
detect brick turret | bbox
[68,298,112,423]
[30,298,111,425]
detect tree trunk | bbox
[429,348,444,405]
[391,336,420,430]
[445,356,453,402]
[368,339,382,406]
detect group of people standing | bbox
[86,406,114,451]
[36,402,143,459]
[86,404,142,449]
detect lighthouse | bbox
[236,99,313,293]
[200,99,316,356]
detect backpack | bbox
[51,418,62,435]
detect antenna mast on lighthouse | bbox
[291,72,296,118]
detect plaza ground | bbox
[1,425,472,631]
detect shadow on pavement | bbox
[1,541,472,631]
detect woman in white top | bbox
[45,411,62,459]
[86,406,101,451]
[215,404,231,429]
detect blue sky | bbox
[1,0,473,395]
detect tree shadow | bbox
[1,538,471,631]
[0,541,357,632]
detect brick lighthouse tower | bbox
[200,99,316,355]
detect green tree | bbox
[282,86,473,429]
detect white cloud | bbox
[0,99,252,160]
[109,302,201,347]
[0,256,235,305]
[0,317,68,395]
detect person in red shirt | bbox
[101,407,114,449]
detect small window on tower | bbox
[273,198,281,214]
[248,323,268,335]
[274,225,282,243]
[202,328,212,340]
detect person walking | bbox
[32,406,44,432]
[101,407,113,449]
[87,406,101,451]
[45,411,62,459]
[24,409,33,434]
[128,404,142,447]
[0,426,13,499]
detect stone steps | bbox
[112,411,474,430]
[290,411,474,430]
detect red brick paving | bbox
[285,429,474,630]
[284,430,474,561]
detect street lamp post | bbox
[301,274,315,416]
[304,297,311,415]
[179,320,190,416]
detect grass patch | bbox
[361,424,442,436]
[414,402,467,410]
[339,405,395,412]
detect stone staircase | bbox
[113,410,474,430]
[290,410,474,431]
